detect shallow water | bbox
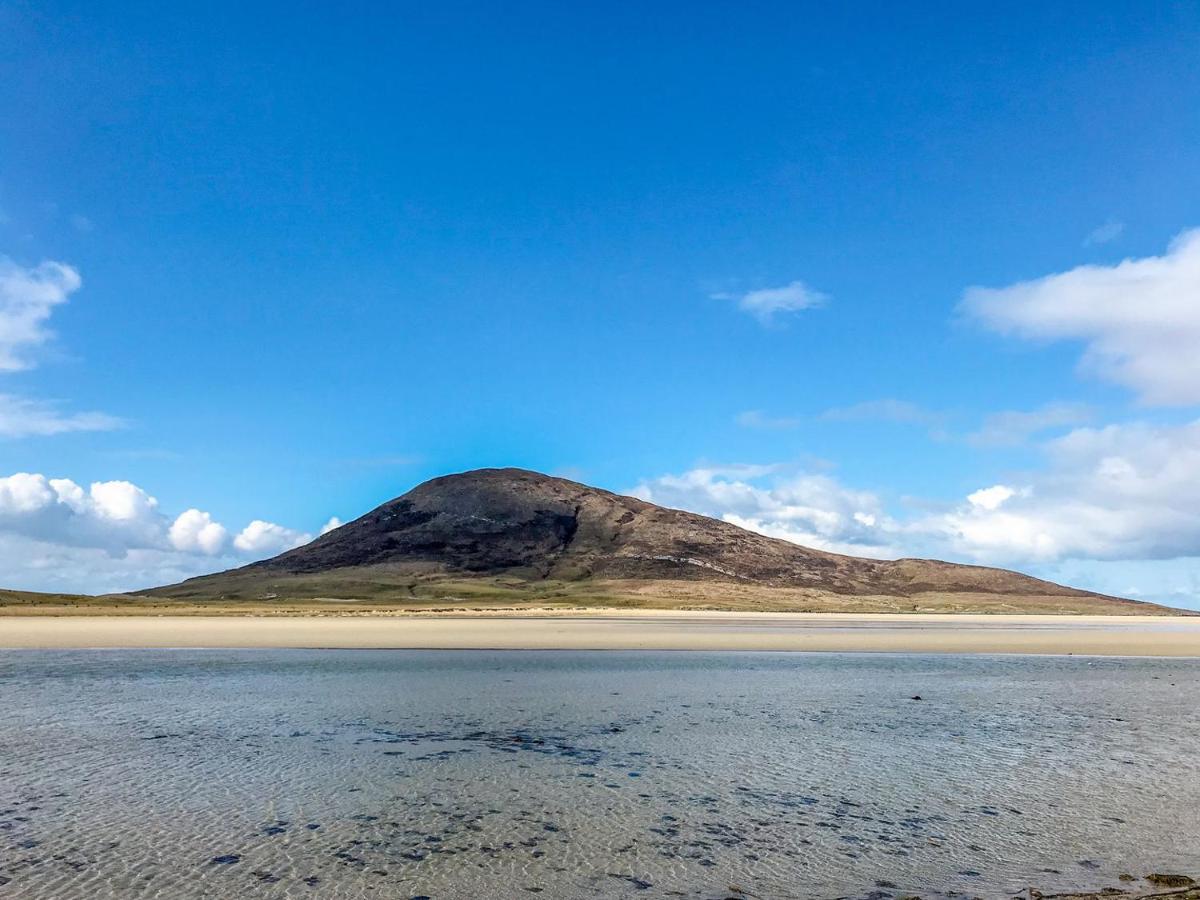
[0,650,1197,899]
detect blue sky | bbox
[2,1,1199,606]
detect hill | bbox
[140,468,1170,614]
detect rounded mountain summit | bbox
[145,468,1169,613]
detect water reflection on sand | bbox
[1,650,1197,899]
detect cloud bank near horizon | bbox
[632,419,1200,607]
[0,471,325,594]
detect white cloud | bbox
[0,257,81,371]
[821,398,942,427]
[0,256,122,436]
[0,474,163,553]
[0,393,124,438]
[963,229,1200,405]
[0,471,324,592]
[234,520,311,554]
[916,419,1200,564]
[966,402,1092,447]
[818,399,949,440]
[735,410,802,429]
[320,516,344,535]
[629,424,1200,607]
[630,466,899,558]
[0,473,59,514]
[0,534,245,596]
[89,480,159,523]
[169,509,230,555]
[1083,220,1124,246]
[712,280,827,324]
[965,484,1018,511]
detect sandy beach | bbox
[2,611,1198,655]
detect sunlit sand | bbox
[3,611,1198,655]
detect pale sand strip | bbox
[1,613,1199,655]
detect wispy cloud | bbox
[0,256,124,439]
[821,398,944,429]
[712,280,828,325]
[0,394,124,439]
[966,402,1092,447]
[735,400,948,438]
[0,256,81,371]
[735,410,803,430]
[1083,219,1124,246]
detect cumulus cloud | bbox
[965,485,1018,511]
[0,474,164,553]
[0,257,81,371]
[915,419,1200,564]
[712,280,827,324]
[627,452,1199,603]
[169,509,230,555]
[0,471,324,592]
[234,520,311,554]
[632,420,1200,576]
[963,229,1200,405]
[966,402,1092,447]
[320,516,344,535]
[629,466,898,558]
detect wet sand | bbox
[2,612,1199,655]
[4,648,1198,898]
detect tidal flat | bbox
[1,650,1197,899]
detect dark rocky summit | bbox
[146,468,1169,612]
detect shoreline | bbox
[2,611,1199,655]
